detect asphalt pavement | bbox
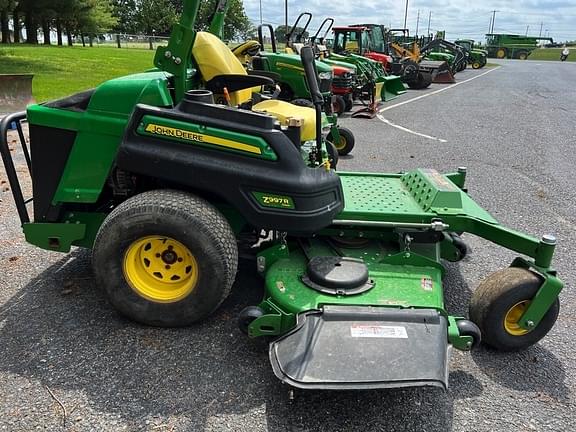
[1,59,576,431]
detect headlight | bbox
[318,71,333,80]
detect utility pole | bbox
[525,25,529,36]
[490,10,498,34]
[539,22,543,37]
[285,0,288,31]
[427,11,431,37]
[259,0,263,25]
[415,10,420,36]
[403,0,409,30]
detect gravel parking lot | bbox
[1,60,575,431]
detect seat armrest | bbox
[248,70,281,81]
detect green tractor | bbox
[1,0,563,391]
[420,38,469,73]
[455,39,488,69]
[229,21,355,155]
[307,17,406,118]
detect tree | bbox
[136,0,177,48]
[77,0,117,45]
[0,0,15,43]
[196,0,251,41]
[111,0,139,34]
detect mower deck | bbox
[250,168,561,389]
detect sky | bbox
[243,0,576,43]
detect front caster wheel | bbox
[238,306,265,335]
[469,268,559,351]
[327,127,355,156]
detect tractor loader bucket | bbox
[0,74,34,115]
[420,60,455,84]
[270,306,450,390]
[379,75,407,101]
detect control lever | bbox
[300,46,324,162]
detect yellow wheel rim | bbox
[334,136,347,151]
[496,49,506,59]
[473,62,481,69]
[123,236,198,303]
[504,300,531,336]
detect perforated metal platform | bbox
[337,173,430,219]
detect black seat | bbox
[44,89,95,112]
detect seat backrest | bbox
[346,40,359,52]
[292,43,305,54]
[192,32,251,106]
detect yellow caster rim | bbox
[334,136,347,151]
[123,236,198,303]
[504,300,531,336]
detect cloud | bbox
[243,0,576,41]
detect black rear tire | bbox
[93,189,238,327]
[407,72,432,90]
[331,95,346,116]
[344,94,354,111]
[469,267,559,351]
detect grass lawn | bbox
[529,48,575,61]
[0,45,156,102]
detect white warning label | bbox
[350,325,408,339]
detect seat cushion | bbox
[253,100,316,142]
[192,32,252,106]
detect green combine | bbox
[0,0,563,391]
[486,33,553,59]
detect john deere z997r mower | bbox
[1,0,563,391]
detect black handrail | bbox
[258,24,277,53]
[0,112,31,224]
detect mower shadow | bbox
[471,346,569,403]
[0,249,476,431]
[2,249,562,431]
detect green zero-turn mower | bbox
[1,0,563,391]
[228,18,355,155]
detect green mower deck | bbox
[243,169,563,389]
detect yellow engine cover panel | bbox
[253,100,317,142]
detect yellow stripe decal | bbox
[276,62,305,72]
[144,123,262,155]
